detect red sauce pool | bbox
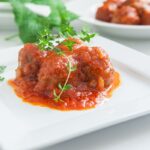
[8,72,120,111]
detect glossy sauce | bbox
[8,72,120,111]
[8,40,120,111]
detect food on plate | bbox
[96,0,150,25]
[112,6,140,24]
[96,0,126,22]
[9,25,120,111]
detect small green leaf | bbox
[0,66,6,74]
[80,30,96,42]
[58,83,63,90]
[53,89,58,97]
[53,89,60,102]
[60,24,77,37]
[0,76,5,82]
[63,84,72,91]
[63,40,76,51]
[38,28,55,51]
[0,66,6,82]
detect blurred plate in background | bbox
[0,2,16,30]
[67,0,150,39]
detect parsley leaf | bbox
[10,0,78,43]
[63,84,72,91]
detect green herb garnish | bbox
[53,57,76,102]
[62,40,76,51]
[9,0,78,43]
[60,24,77,37]
[80,30,96,42]
[38,24,95,102]
[0,66,6,82]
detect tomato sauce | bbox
[8,72,119,111]
[8,39,120,111]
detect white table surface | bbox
[0,12,150,150]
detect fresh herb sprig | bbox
[38,24,96,102]
[0,66,6,82]
[53,58,77,102]
[38,24,96,51]
[80,30,96,42]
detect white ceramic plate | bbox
[67,0,150,39]
[0,36,150,150]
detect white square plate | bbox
[0,36,150,150]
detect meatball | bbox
[125,0,150,14]
[104,0,127,6]
[141,7,150,24]
[34,52,69,95]
[112,6,140,24]
[16,44,42,81]
[33,39,115,98]
[96,0,126,22]
[96,5,116,22]
[126,0,150,5]
[96,0,150,25]
[11,38,119,110]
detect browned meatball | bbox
[104,0,127,6]
[126,0,149,5]
[16,44,42,81]
[34,52,68,95]
[96,0,126,22]
[125,0,150,14]
[10,37,119,110]
[141,6,150,24]
[34,39,115,98]
[96,0,127,22]
[96,4,116,22]
[112,6,140,24]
